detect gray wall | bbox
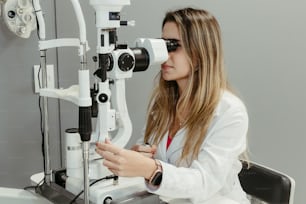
[0,0,62,187]
[0,0,305,203]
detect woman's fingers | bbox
[131,144,157,155]
[130,144,157,158]
[95,140,154,178]
[96,141,123,155]
[96,147,125,164]
[139,152,154,158]
[103,159,120,171]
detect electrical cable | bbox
[23,176,45,191]
[32,0,45,174]
[32,0,41,40]
[69,175,118,204]
[37,62,47,174]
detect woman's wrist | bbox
[145,159,163,186]
[144,158,158,180]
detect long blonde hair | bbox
[144,8,228,164]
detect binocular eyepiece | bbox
[163,38,180,52]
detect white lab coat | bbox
[141,91,250,204]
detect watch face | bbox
[151,171,163,186]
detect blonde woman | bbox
[96,7,250,204]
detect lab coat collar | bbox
[214,102,222,117]
[166,128,184,157]
[156,91,225,162]
[156,129,185,164]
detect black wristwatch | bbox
[148,159,163,186]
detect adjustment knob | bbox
[118,53,135,72]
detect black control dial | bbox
[118,53,135,72]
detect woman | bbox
[96,7,250,204]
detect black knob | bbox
[98,93,108,103]
[8,10,16,18]
[118,53,134,72]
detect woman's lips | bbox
[161,64,173,70]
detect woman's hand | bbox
[130,144,157,158]
[96,139,156,179]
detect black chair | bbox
[239,161,295,204]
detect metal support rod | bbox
[79,41,91,204]
[40,50,52,184]
[81,42,87,70]
[82,141,90,204]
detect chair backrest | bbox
[238,161,295,204]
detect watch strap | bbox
[148,159,163,186]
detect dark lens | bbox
[164,39,180,52]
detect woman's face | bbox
[161,22,191,89]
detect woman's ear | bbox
[193,59,200,72]
[193,63,200,72]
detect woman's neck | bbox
[169,109,188,138]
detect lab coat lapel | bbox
[166,128,185,163]
[156,131,168,161]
